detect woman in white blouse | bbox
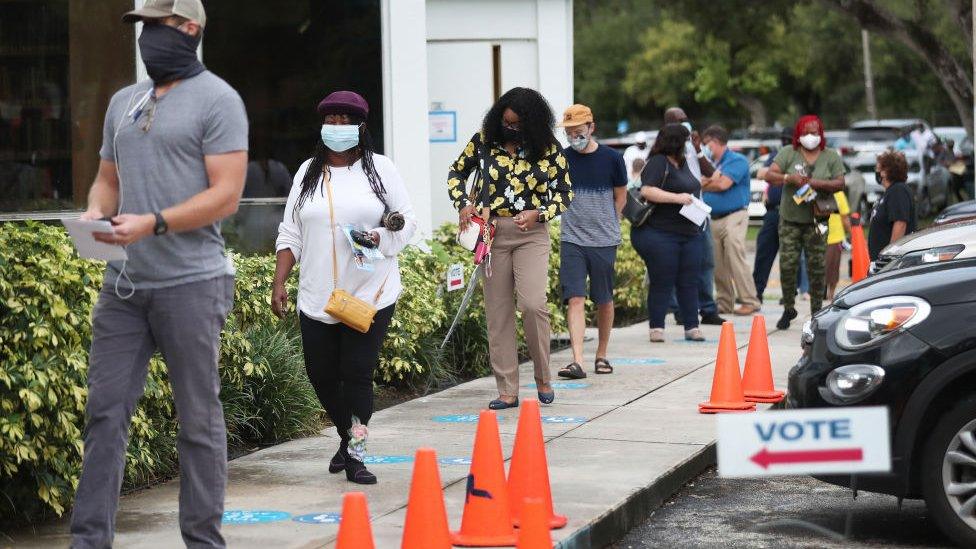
[273,91,416,485]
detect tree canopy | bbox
[575,0,972,133]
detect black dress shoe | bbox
[488,397,519,410]
[776,308,798,330]
[700,312,726,325]
[345,458,377,485]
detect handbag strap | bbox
[323,167,389,305]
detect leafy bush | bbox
[0,218,647,522]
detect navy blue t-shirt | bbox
[561,144,628,246]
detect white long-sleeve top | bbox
[276,154,417,324]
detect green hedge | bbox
[0,220,646,523]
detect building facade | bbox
[1,0,573,248]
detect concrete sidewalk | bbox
[10,292,811,548]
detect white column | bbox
[382,0,433,236]
[535,0,574,115]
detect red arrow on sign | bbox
[750,447,864,469]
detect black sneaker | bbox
[346,458,377,485]
[700,312,726,326]
[776,308,798,330]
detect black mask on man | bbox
[502,126,523,144]
[138,24,205,84]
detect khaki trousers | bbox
[484,217,552,398]
[711,208,761,311]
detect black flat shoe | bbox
[700,312,726,326]
[537,390,555,404]
[488,397,519,410]
[776,308,798,330]
[345,458,377,485]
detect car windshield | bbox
[849,127,902,142]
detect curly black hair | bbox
[294,114,389,218]
[482,87,558,162]
[650,123,690,163]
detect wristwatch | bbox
[536,211,546,224]
[153,212,168,236]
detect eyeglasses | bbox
[502,122,521,131]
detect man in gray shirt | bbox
[555,105,627,380]
[72,1,247,547]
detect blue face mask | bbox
[321,124,360,152]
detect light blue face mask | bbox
[321,124,360,152]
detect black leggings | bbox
[298,304,395,439]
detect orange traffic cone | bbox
[450,410,518,547]
[515,498,554,549]
[402,448,451,549]
[508,400,567,530]
[336,492,374,549]
[699,322,756,414]
[741,315,785,404]
[850,213,870,282]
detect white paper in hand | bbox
[62,219,128,262]
[679,196,712,227]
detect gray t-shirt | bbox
[99,71,248,289]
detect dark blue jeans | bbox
[752,207,808,300]
[632,225,703,330]
[668,222,717,316]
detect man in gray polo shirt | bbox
[72,1,247,547]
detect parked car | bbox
[934,200,976,226]
[787,257,976,547]
[870,219,976,274]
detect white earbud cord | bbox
[110,87,152,300]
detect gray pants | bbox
[70,276,234,549]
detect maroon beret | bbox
[317,91,369,119]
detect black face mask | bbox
[501,126,523,144]
[138,24,205,84]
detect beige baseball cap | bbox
[123,0,207,29]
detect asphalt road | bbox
[614,467,954,549]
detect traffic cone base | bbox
[450,531,520,547]
[744,389,785,403]
[513,513,567,530]
[698,402,756,414]
[516,498,554,549]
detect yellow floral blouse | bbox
[447,132,574,222]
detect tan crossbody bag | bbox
[322,168,388,333]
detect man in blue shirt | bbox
[556,104,627,379]
[701,125,761,315]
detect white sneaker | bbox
[649,328,665,343]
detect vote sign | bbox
[717,406,890,477]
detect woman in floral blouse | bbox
[447,87,573,410]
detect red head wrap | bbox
[792,115,826,150]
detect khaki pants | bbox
[711,209,760,311]
[484,217,552,398]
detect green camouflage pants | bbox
[779,220,826,313]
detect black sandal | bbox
[595,358,614,375]
[557,362,587,379]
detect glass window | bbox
[204,0,383,254]
[0,0,135,213]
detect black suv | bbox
[787,258,976,546]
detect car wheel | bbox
[921,397,976,547]
[917,190,932,219]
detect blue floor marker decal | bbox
[541,416,587,424]
[222,510,291,524]
[439,456,472,466]
[293,513,341,524]
[363,455,413,464]
[611,358,666,365]
[433,414,501,423]
[523,382,590,389]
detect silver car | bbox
[872,219,976,273]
